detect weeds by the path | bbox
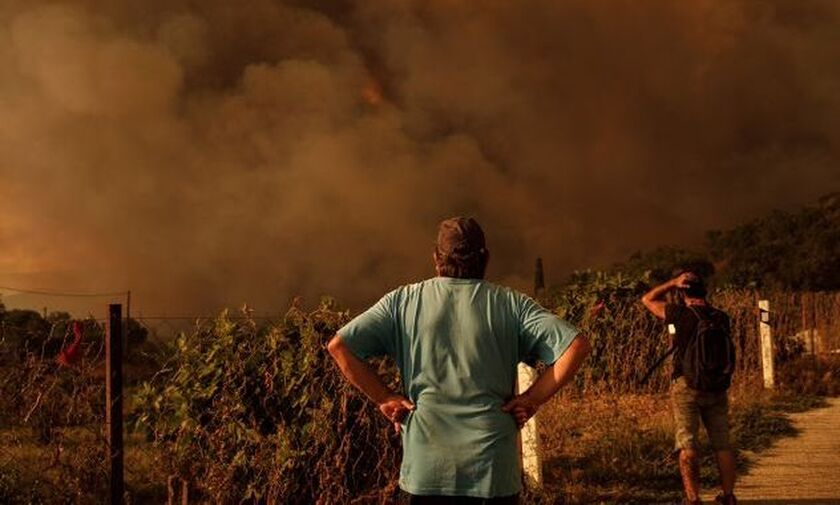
[539,370,836,504]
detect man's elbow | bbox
[327,335,344,358]
[640,298,662,318]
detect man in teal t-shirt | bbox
[328,217,591,503]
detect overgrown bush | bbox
[776,355,840,396]
[134,301,402,504]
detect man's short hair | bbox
[435,217,488,279]
[680,272,707,299]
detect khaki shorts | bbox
[671,376,731,451]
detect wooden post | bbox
[181,479,189,505]
[167,476,176,505]
[125,290,131,354]
[810,294,822,354]
[813,329,823,355]
[758,300,775,389]
[801,292,817,355]
[517,364,543,487]
[107,304,125,504]
[798,293,810,354]
[517,257,544,488]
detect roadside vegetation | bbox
[538,376,835,503]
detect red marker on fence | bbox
[589,300,605,319]
[57,321,84,366]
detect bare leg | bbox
[715,449,736,496]
[679,448,701,502]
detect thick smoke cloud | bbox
[0,1,838,314]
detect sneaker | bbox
[715,493,737,505]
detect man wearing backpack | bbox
[642,272,737,505]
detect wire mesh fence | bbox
[0,289,837,503]
[0,317,110,502]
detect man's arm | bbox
[641,272,694,319]
[327,335,414,432]
[502,334,591,428]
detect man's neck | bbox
[685,298,707,307]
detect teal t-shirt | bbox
[338,277,580,498]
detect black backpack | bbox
[682,307,736,392]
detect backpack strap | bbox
[686,305,710,369]
[639,345,677,385]
[687,305,707,322]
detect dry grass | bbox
[0,425,167,504]
[539,391,678,503]
[535,364,837,504]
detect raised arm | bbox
[641,272,694,319]
[327,335,413,432]
[502,334,591,427]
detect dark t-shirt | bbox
[665,303,731,380]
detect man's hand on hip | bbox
[328,335,413,434]
[502,394,538,428]
[503,335,591,428]
[378,394,415,433]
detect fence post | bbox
[758,300,775,389]
[181,479,189,505]
[800,292,818,356]
[517,364,543,487]
[167,476,176,505]
[107,304,125,504]
[125,290,131,354]
[517,258,545,488]
[810,293,823,355]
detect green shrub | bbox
[134,301,402,504]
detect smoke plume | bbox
[1,0,838,314]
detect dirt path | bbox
[703,397,840,504]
